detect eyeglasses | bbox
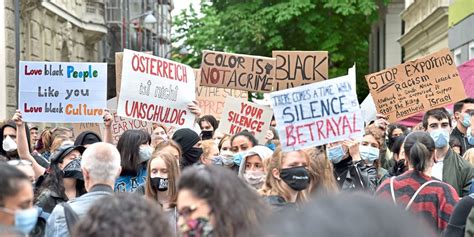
[7,160,32,166]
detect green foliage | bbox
[172,0,384,102]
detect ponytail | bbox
[408,142,430,172]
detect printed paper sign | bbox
[103,97,153,145]
[194,68,248,119]
[272,51,328,90]
[270,73,364,152]
[117,49,196,128]
[19,61,107,123]
[365,48,467,122]
[200,50,275,92]
[218,97,273,142]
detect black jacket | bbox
[333,157,377,192]
[451,127,473,156]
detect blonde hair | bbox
[463,148,474,165]
[303,147,339,194]
[145,152,180,207]
[261,147,309,203]
[201,140,217,160]
[50,135,73,153]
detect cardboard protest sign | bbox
[272,51,328,90]
[200,50,275,92]
[115,53,123,98]
[270,72,364,152]
[72,123,102,139]
[365,48,467,123]
[217,97,273,142]
[103,97,153,144]
[19,61,107,123]
[117,49,196,128]
[194,68,248,119]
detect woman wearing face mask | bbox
[238,145,273,190]
[34,144,86,237]
[376,131,459,233]
[0,163,38,236]
[210,136,235,169]
[140,152,180,236]
[359,126,390,187]
[151,124,168,148]
[115,130,153,192]
[200,140,219,166]
[231,131,258,172]
[177,165,270,237]
[261,148,310,213]
[327,139,377,192]
[198,115,219,141]
[172,128,203,169]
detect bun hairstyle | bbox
[403,132,435,172]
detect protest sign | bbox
[365,48,467,123]
[200,50,275,92]
[360,94,377,124]
[72,123,102,139]
[19,61,107,123]
[117,49,196,128]
[104,97,153,144]
[270,73,364,152]
[194,68,248,119]
[115,53,123,98]
[272,51,328,90]
[217,97,273,142]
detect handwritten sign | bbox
[19,61,107,123]
[72,123,102,139]
[200,50,275,92]
[270,73,364,152]
[217,97,273,142]
[117,49,196,128]
[196,86,248,120]
[272,51,328,90]
[365,48,467,122]
[104,97,153,144]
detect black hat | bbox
[74,131,102,146]
[50,144,86,164]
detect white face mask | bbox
[3,135,17,152]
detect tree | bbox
[172,0,385,101]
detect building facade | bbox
[449,0,474,65]
[399,0,450,62]
[0,0,107,119]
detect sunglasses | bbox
[7,160,32,166]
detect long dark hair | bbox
[178,166,270,237]
[117,130,151,176]
[403,131,435,172]
[35,162,86,201]
[0,121,31,158]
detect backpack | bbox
[389,177,440,210]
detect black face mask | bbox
[201,130,213,140]
[150,177,168,191]
[280,166,310,191]
[181,147,203,168]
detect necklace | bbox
[335,169,348,181]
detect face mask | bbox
[182,147,203,167]
[244,170,266,189]
[327,145,345,164]
[359,145,380,162]
[233,153,244,166]
[139,146,153,163]
[221,155,234,167]
[2,135,17,152]
[1,207,39,235]
[201,130,213,140]
[280,166,310,191]
[63,158,83,179]
[266,143,276,151]
[179,217,213,237]
[430,129,449,148]
[462,113,471,127]
[150,177,168,191]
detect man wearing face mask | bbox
[172,128,203,169]
[327,139,377,192]
[423,108,474,197]
[0,163,38,236]
[451,98,474,156]
[198,115,218,141]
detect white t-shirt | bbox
[432,160,444,181]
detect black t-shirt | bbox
[444,194,474,237]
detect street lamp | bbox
[128,11,157,50]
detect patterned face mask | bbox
[178,217,213,237]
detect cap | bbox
[50,144,86,164]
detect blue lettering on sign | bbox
[66,65,99,82]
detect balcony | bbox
[85,2,106,25]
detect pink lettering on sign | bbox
[24,65,42,76]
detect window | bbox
[454,48,462,66]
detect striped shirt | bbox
[376,170,459,232]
